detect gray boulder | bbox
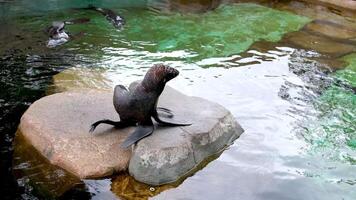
[129,86,243,185]
[18,85,243,183]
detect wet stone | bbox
[129,86,243,185]
[12,132,83,198]
[51,67,112,93]
[303,20,356,40]
[283,30,356,57]
[18,90,133,179]
[310,0,356,11]
[18,85,243,184]
[147,0,222,13]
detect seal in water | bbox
[89,64,191,148]
[88,5,125,29]
[46,21,69,48]
[46,18,89,48]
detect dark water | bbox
[1,0,356,199]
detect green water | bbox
[2,1,356,199]
[15,3,310,63]
[303,54,356,165]
[338,54,356,88]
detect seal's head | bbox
[142,64,179,92]
[47,21,68,39]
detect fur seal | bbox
[89,64,191,148]
[46,18,89,48]
[87,5,125,29]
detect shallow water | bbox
[1,1,356,199]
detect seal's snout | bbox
[168,67,179,77]
[164,66,179,82]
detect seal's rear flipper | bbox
[121,124,154,149]
[89,119,131,133]
[157,107,173,118]
[153,111,191,126]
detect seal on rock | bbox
[89,64,191,148]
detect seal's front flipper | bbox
[121,123,154,149]
[153,111,191,126]
[157,107,173,118]
[89,119,130,133]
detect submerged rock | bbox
[303,20,356,40]
[13,132,83,198]
[51,68,112,93]
[147,0,222,13]
[310,0,356,11]
[111,173,175,199]
[18,85,243,183]
[283,30,356,57]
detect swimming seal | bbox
[46,21,69,48]
[46,18,89,48]
[87,5,125,29]
[89,64,191,148]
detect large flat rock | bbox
[19,85,243,183]
[19,90,133,178]
[129,86,243,185]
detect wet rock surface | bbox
[18,84,243,184]
[303,20,356,40]
[129,86,243,185]
[310,0,356,11]
[283,30,355,57]
[12,132,84,198]
[18,91,133,179]
[51,68,112,93]
[147,0,222,13]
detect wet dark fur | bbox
[90,64,190,148]
[87,5,125,29]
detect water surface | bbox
[1,1,355,199]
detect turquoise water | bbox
[13,3,310,63]
[1,1,356,199]
[302,54,356,165]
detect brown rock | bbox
[147,0,222,13]
[303,20,356,40]
[111,173,174,200]
[19,91,133,178]
[283,30,355,57]
[311,0,356,11]
[13,132,82,198]
[51,68,112,93]
[19,84,243,183]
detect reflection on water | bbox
[1,1,356,199]
[12,132,84,199]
